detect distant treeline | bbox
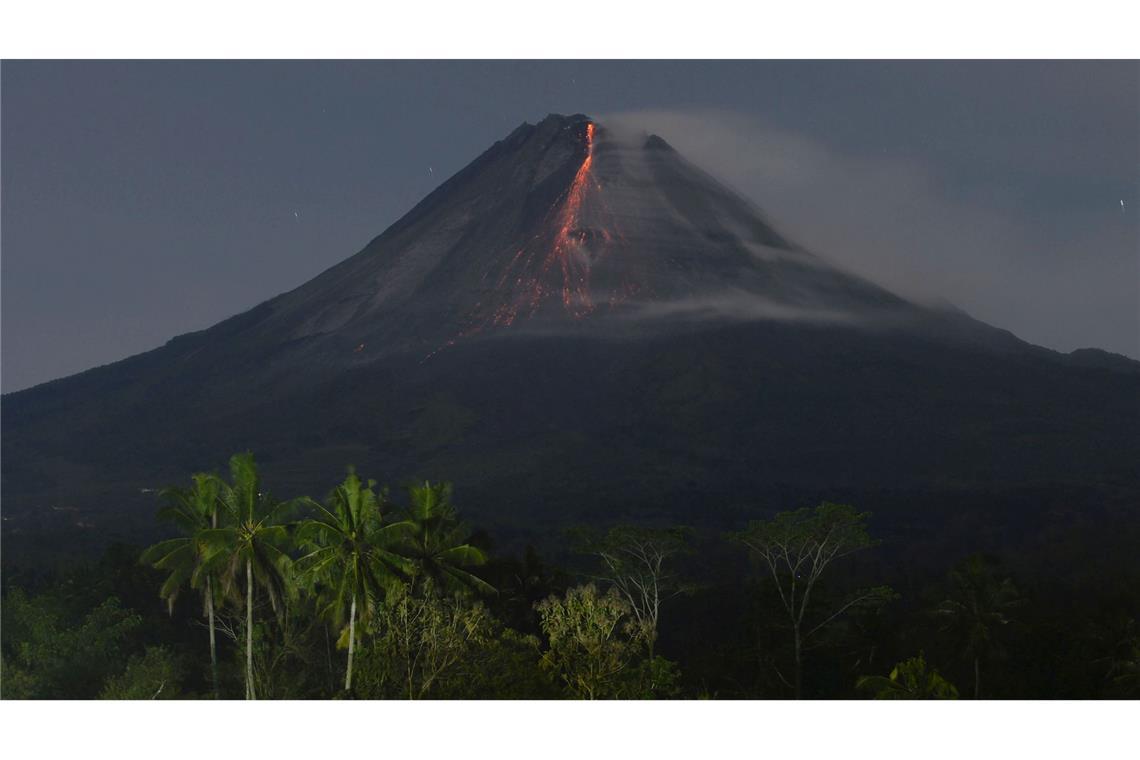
[2,451,1137,699]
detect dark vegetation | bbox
[4,321,1138,572]
[3,452,1137,700]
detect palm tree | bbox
[294,468,413,692]
[198,452,294,700]
[398,481,494,595]
[139,473,223,697]
[932,554,1021,699]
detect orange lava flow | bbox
[426,123,622,361]
[549,122,597,314]
[485,121,602,328]
[441,122,608,353]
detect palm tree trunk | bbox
[246,558,256,700]
[345,594,357,693]
[208,508,218,698]
[793,627,803,700]
[207,576,218,699]
[974,656,981,700]
[325,626,335,693]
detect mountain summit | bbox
[2,114,1137,561]
[199,114,926,373]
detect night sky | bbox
[2,60,1136,392]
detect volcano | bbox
[3,113,1138,561]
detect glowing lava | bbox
[483,121,605,328]
[427,121,623,361]
[549,121,598,315]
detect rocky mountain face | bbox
[3,114,1137,562]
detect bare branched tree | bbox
[572,525,691,659]
[734,502,894,698]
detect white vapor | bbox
[600,109,1139,358]
[626,291,866,326]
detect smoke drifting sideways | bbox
[621,291,868,326]
[600,109,1140,360]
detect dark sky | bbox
[2,60,1137,392]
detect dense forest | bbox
[2,452,1138,700]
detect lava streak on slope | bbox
[471,121,614,332]
[550,121,598,314]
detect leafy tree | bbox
[1,590,141,698]
[1097,616,1140,697]
[198,452,294,699]
[294,467,412,693]
[733,502,894,698]
[434,627,560,699]
[857,654,959,699]
[932,554,1021,699]
[361,580,492,699]
[572,524,691,659]
[624,655,684,699]
[397,481,493,595]
[100,646,185,699]
[535,583,647,699]
[139,473,223,696]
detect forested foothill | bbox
[3,452,1138,700]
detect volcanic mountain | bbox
[3,113,1137,562]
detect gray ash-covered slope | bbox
[136,114,937,381]
[3,114,1138,559]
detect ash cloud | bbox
[601,109,1139,359]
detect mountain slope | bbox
[3,113,1137,560]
